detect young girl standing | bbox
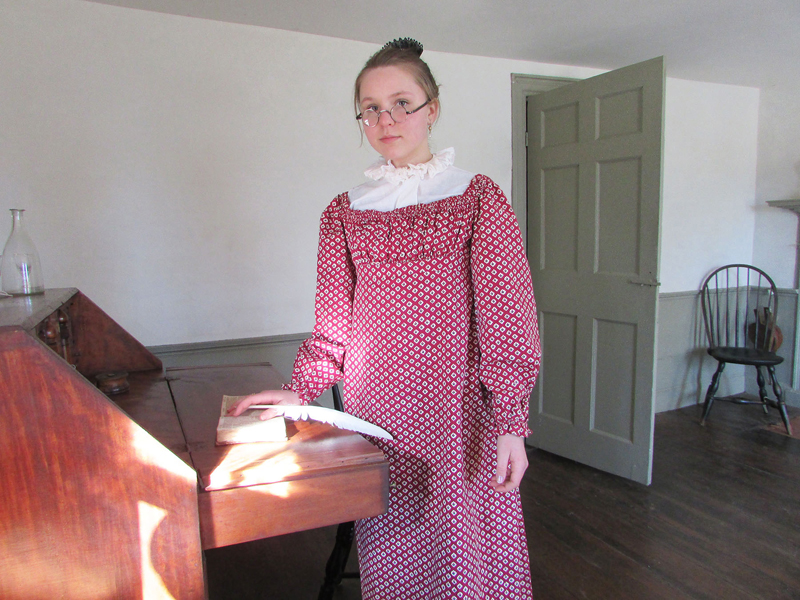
[232,38,541,599]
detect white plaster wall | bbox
[0,0,602,345]
[753,85,800,289]
[0,0,371,344]
[659,78,760,293]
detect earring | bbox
[427,122,432,141]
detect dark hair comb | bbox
[382,38,423,55]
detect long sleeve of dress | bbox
[470,176,541,437]
[283,195,355,403]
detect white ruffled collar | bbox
[364,148,456,184]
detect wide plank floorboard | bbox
[205,402,800,599]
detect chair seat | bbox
[708,346,784,367]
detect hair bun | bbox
[382,37,423,56]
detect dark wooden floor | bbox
[205,402,800,599]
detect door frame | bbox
[510,74,578,252]
[511,74,578,443]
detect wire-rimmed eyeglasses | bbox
[356,100,430,128]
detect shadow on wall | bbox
[656,292,745,412]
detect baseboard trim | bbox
[147,332,311,381]
[148,332,310,359]
[659,290,698,300]
[146,332,342,407]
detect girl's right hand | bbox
[227,389,302,421]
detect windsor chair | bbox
[700,264,791,435]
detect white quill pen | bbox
[251,404,393,440]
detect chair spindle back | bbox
[700,264,779,352]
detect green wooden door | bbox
[527,58,664,485]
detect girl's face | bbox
[358,65,438,168]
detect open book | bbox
[216,395,288,445]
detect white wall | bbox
[659,78,760,293]
[0,0,369,344]
[0,0,602,346]
[0,0,771,349]
[753,86,800,289]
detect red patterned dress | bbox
[285,173,541,599]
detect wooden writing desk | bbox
[0,289,388,599]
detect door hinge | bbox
[525,132,529,147]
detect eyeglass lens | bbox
[362,103,410,128]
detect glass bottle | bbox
[1,209,44,295]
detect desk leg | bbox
[317,521,358,599]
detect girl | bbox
[231,38,540,599]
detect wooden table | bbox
[0,289,388,599]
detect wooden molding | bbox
[767,199,800,214]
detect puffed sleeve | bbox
[470,176,541,437]
[282,194,356,403]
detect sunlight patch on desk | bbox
[207,444,302,493]
[259,481,293,498]
[138,501,176,600]
[130,424,196,484]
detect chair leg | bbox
[756,366,770,414]
[701,361,725,425]
[768,365,792,436]
[317,521,356,600]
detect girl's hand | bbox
[490,434,529,493]
[227,389,302,421]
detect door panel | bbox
[527,57,664,485]
[539,311,578,424]
[598,157,642,275]
[593,318,636,442]
[542,165,579,272]
[542,102,579,146]
[597,87,643,139]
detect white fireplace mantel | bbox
[767,199,800,215]
[767,200,800,288]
